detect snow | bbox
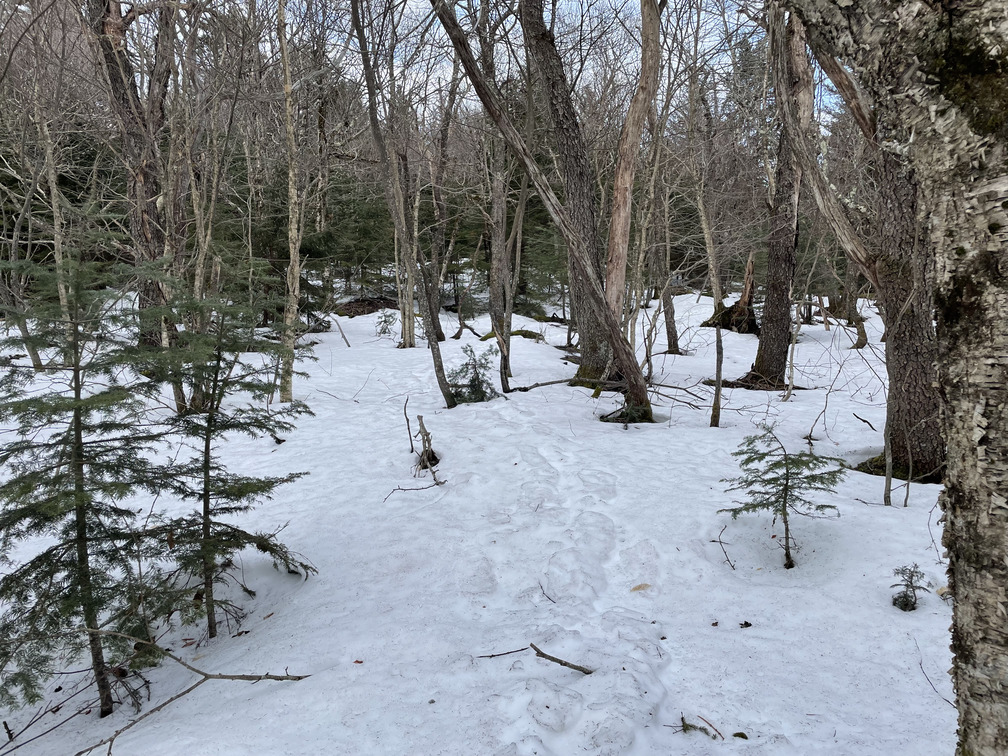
[1,296,956,755]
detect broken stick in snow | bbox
[529,643,594,675]
[415,415,440,470]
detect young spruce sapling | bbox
[721,426,845,568]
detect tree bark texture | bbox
[518,0,611,381]
[746,14,812,387]
[782,1,1008,752]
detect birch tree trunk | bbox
[783,2,1008,751]
[605,0,663,321]
[277,0,302,404]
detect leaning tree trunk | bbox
[432,0,652,421]
[781,1,1008,752]
[519,0,610,382]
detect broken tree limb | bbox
[529,643,594,675]
[73,631,308,756]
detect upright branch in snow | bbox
[721,426,844,569]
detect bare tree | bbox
[351,0,457,408]
[433,0,654,420]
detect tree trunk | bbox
[771,7,943,476]
[872,151,943,481]
[661,280,681,355]
[432,0,652,420]
[783,1,1008,751]
[433,0,653,421]
[277,0,301,404]
[518,0,610,381]
[746,13,811,386]
[352,0,455,408]
[71,319,114,717]
[86,0,176,348]
[605,0,663,321]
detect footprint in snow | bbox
[543,548,608,604]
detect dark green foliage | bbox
[892,564,930,611]
[721,426,845,568]
[447,345,500,404]
[153,275,316,640]
[0,257,168,713]
[0,244,315,714]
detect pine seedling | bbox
[891,564,930,611]
[448,345,500,403]
[720,426,845,568]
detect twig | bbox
[913,638,955,709]
[538,581,557,604]
[332,318,352,348]
[383,482,441,502]
[352,368,374,400]
[476,648,527,659]
[403,397,414,454]
[697,715,724,740]
[852,413,877,432]
[715,525,735,570]
[927,501,945,564]
[529,643,593,675]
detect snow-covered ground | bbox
[2,296,956,755]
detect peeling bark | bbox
[782,1,1008,751]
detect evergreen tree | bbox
[151,267,315,641]
[0,256,168,716]
[720,425,845,568]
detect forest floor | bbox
[2,295,956,755]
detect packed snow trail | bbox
[2,298,955,755]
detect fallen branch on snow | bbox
[529,643,593,675]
